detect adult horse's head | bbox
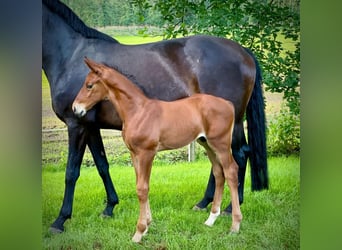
[72,57,109,117]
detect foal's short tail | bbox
[244,48,269,191]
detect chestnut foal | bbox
[72,58,242,243]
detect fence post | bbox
[188,141,196,162]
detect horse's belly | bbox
[158,127,203,151]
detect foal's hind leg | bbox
[223,123,248,215]
[195,123,248,214]
[204,161,225,227]
[197,140,224,226]
[206,138,242,233]
[221,153,242,233]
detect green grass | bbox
[115,35,163,45]
[42,156,299,249]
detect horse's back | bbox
[190,93,234,117]
[181,36,255,115]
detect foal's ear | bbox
[84,57,103,76]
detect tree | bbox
[61,0,142,27]
[133,0,300,116]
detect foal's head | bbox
[72,57,110,117]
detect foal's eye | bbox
[86,83,93,90]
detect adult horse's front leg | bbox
[131,151,154,243]
[86,126,119,217]
[50,124,87,233]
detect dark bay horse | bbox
[43,0,268,233]
[73,58,242,242]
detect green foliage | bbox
[61,0,142,26]
[133,0,300,116]
[267,105,300,156]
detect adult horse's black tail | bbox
[245,48,269,191]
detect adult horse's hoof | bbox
[220,210,232,216]
[220,204,233,216]
[49,226,64,234]
[100,213,112,218]
[50,220,65,234]
[192,205,208,212]
[102,202,115,217]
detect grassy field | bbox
[42,33,298,249]
[42,156,299,249]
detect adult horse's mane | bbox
[43,0,117,43]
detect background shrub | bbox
[267,105,300,156]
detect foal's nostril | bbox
[72,105,82,117]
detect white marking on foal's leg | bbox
[204,208,220,227]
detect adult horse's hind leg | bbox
[86,126,119,217]
[192,138,215,211]
[193,167,215,211]
[50,124,87,233]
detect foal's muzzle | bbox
[72,103,87,117]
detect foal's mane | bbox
[43,0,117,43]
[100,62,148,95]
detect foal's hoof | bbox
[132,234,142,243]
[229,230,239,236]
[132,228,148,243]
[229,226,240,236]
[192,205,207,212]
[49,226,64,234]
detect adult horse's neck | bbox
[42,4,78,83]
[42,0,117,87]
[104,69,149,123]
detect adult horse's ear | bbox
[84,57,102,76]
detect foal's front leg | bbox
[131,151,154,243]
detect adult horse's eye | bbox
[86,83,93,90]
